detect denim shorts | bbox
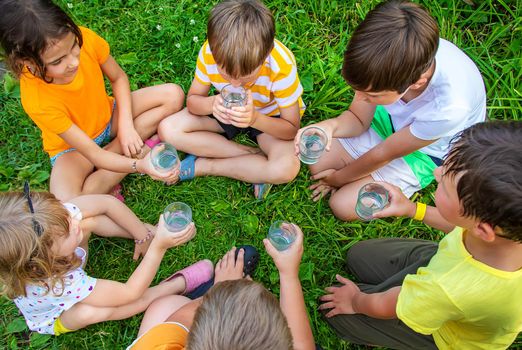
[49,121,112,166]
[50,102,116,166]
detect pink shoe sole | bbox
[110,184,125,202]
[161,259,214,295]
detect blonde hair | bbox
[187,279,293,350]
[0,191,81,299]
[207,0,275,78]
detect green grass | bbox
[0,0,521,349]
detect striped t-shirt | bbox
[194,39,305,117]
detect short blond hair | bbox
[207,0,275,78]
[187,279,293,350]
[0,191,81,299]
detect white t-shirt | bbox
[384,38,486,159]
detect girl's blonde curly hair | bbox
[0,191,82,299]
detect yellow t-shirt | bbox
[20,26,114,157]
[194,39,305,117]
[127,322,188,350]
[396,227,522,349]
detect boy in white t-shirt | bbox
[294,0,486,221]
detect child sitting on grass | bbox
[127,224,315,350]
[159,0,304,199]
[0,0,183,201]
[319,121,522,349]
[0,187,213,335]
[296,0,486,220]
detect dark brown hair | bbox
[187,279,293,350]
[207,0,275,79]
[0,191,82,299]
[444,121,522,242]
[342,0,439,93]
[0,0,83,82]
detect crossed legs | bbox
[50,83,184,201]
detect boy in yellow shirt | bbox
[159,0,304,199]
[319,121,522,349]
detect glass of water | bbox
[221,84,247,109]
[163,202,193,233]
[267,220,297,251]
[298,127,328,164]
[150,142,180,173]
[355,183,389,221]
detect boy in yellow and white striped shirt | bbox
[159,0,304,199]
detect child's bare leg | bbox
[308,139,353,175]
[307,139,376,221]
[79,84,184,195]
[194,134,300,184]
[58,277,186,331]
[329,176,376,221]
[159,108,259,158]
[50,151,100,201]
[138,295,191,336]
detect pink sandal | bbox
[144,136,161,149]
[161,259,214,295]
[110,183,125,202]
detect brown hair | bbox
[444,121,522,242]
[207,0,275,79]
[342,0,439,93]
[0,191,82,299]
[0,0,83,82]
[187,279,293,350]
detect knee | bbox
[267,157,300,184]
[161,83,185,115]
[346,240,370,267]
[158,111,188,144]
[329,193,358,222]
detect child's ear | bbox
[475,222,497,242]
[22,60,35,74]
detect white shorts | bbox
[339,128,421,198]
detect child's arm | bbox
[227,90,300,140]
[264,224,315,350]
[314,126,435,188]
[69,194,154,260]
[80,219,196,307]
[294,97,377,155]
[372,182,455,233]
[319,274,400,319]
[59,125,178,183]
[101,56,143,158]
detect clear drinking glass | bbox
[221,84,247,109]
[298,127,328,165]
[355,183,389,221]
[163,202,193,233]
[267,220,297,251]
[150,142,180,173]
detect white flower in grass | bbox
[190,19,196,25]
[67,3,73,8]
[159,7,164,11]
[175,43,181,49]
[193,36,199,42]
[156,24,162,31]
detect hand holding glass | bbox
[221,84,247,109]
[355,183,389,221]
[150,142,180,173]
[298,127,328,164]
[163,202,193,233]
[267,220,297,251]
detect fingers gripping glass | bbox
[23,182,44,236]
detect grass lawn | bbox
[0,0,521,349]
